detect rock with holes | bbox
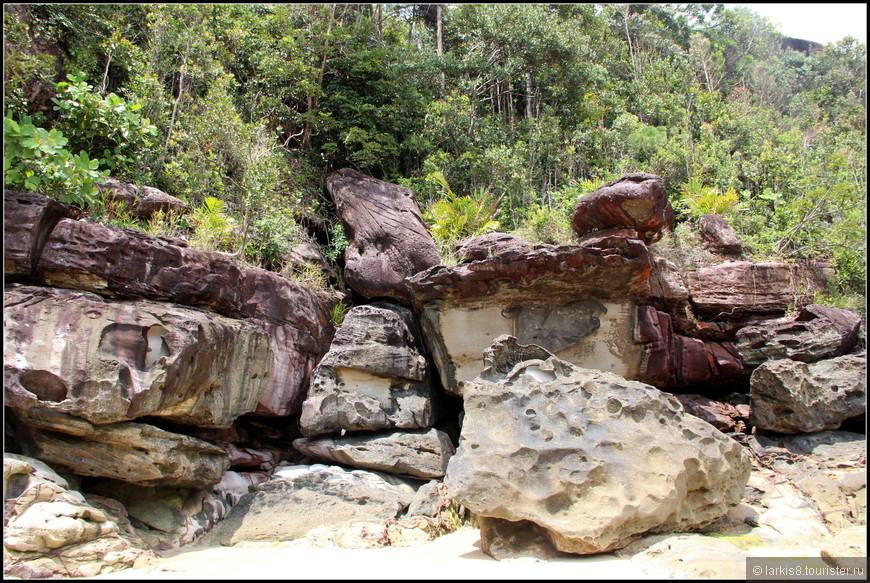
[4,284,272,428]
[292,428,455,479]
[326,168,441,302]
[445,335,751,557]
[749,353,866,434]
[299,302,438,436]
[571,173,674,244]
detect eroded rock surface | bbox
[300,302,437,435]
[4,190,76,282]
[326,168,441,301]
[445,336,751,556]
[698,214,742,256]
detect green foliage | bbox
[675,178,742,219]
[188,197,238,252]
[324,223,350,263]
[423,171,501,254]
[4,115,107,207]
[329,300,351,326]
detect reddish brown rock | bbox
[571,173,674,244]
[698,214,742,256]
[96,178,188,219]
[4,190,76,282]
[326,168,441,301]
[452,232,532,263]
[645,257,690,313]
[685,260,829,319]
[635,306,744,390]
[676,394,748,433]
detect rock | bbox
[293,428,455,479]
[685,260,829,319]
[698,214,742,255]
[452,232,532,263]
[3,454,155,578]
[445,336,751,555]
[645,256,690,312]
[821,525,866,569]
[676,394,748,433]
[627,534,747,579]
[406,480,452,518]
[477,516,564,560]
[634,306,744,390]
[200,465,413,546]
[326,168,441,301]
[31,212,334,417]
[571,173,674,244]
[96,178,188,220]
[750,353,866,433]
[15,408,230,488]
[300,302,437,435]
[4,190,76,282]
[737,304,864,368]
[4,285,273,428]
[408,238,652,394]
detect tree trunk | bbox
[436,4,445,94]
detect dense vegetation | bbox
[4,4,866,311]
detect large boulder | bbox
[4,190,76,282]
[326,168,441,301]
[736,304,864,368]
[292,428,455,479]
[3,454,155,578]
[407,235,653,395]
[4,285,273,428]
[12,408,230,488]
[200,464,414,546]
[96,178,188,220]
[685,260,829,319]
[445,336,751,556]
[299,302,438,435]
[571,173,674,244]
[452,232,533,263]
[698,214,742,256]
[749,353,866,434]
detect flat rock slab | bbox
[199,464,413,546]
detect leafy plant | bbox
[676,178,742,219]
[324,223,350,263]
[187,196,238,252]
[4,115,107,207]
[424,171,502,254]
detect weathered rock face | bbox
[4,454,156,578]
[293,428,455,479]
[736,304,864,368]
[96,178,188,220]
[571,173,674,244]
[452,232,532,263]
[200,464,413,546]
[4,190,76,282]
[299,302,438,435]
[13,407,230,488]
[750,353,866,434]
[408,235,652,395]
[445,336,751,556]
[634,305,744,390]
[675,394,750,433]
[685,260,829,319]
[28,212,333,417]
[326,168,441,301]
[4,285,273,428]
[698,214,742,256]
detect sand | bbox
[87,527,655,580]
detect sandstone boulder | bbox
[452,232,532,263]
[571,173,674,244]
[445,336,751,556]
[750,353,866,434]
[408,236,652,394]
[685,260,829,319]
[13,408,230,488]
[293,428,455,479]
[326,168,441,301]
[676,394,750,433]
[698,214,742,255]
[4,190,76,282]
[5,285,272,428]
[736,304,864,368]
[300,302,438,435]
[200,464,413,546]
[96,178,188,220]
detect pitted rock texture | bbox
[571,173,674,244]
[292,428,455,479]
[445,336,751,556]
[300,302,437,435]
[200,464,413,546]
[4,285,273,428]
[749,353,866,434]
[736,304,863,368]
[326,168,441,301]
[13,408,230,488]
